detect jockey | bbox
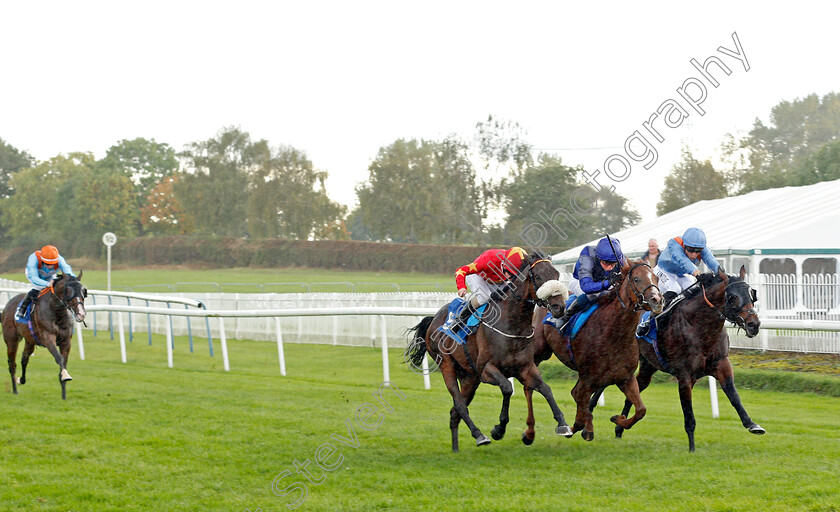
[555,237,626,328]
[14,245,76,322]
[441,247,528,334]
[653,227,720,304]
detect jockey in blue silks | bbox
[555,237,627,328]
[653,227,720,303]
[14,245,76,322]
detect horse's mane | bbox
[593,259,644,307]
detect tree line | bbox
[1,93,837,254]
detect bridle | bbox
[699,278,759,330]
[47,278,86,321]
[617,262,660,312]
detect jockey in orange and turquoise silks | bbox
[14,245,76,322]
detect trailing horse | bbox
[406,253,573,452]
[528,260,663,443]
[609,266,764,451]
[3,273,87,400]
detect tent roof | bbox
[552,179,840,263]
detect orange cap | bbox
[39,245,59,264]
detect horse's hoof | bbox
[475,434,491,446]
[491,425,505,441]
[748,423,766,435]
[521,432,534,445]
[60,369,73,382]
[615,426,624,439]
[582,429,594,442]
[555,425,573,438]
[18,376,25,385]
[609,414,626,425]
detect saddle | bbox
[436,298,488,345]
[543,299,599,340]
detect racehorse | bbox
[406,253,573,452]
[609,266,764,451]
[527,260,663,443]
[3,273,87,400]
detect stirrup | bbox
[636,320,650,338]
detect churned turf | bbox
[1,333,838,512]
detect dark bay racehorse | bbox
[3,273,87,400]
[406,253,573,452]
[527,260,663,443]
[610,266,764,451]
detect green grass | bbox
[0,267,454,293]
[2,335,839,512]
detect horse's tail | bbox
[404,316,433,369]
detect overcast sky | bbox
[1,1,837,223]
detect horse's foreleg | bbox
[610,377,646,431]
[570,379,596,441]
[522,364,572,438]
[677,377,697,452]
[522,386,536,445]
[19,342,35,385]
[615,356,657,438]
[715,358,765,435]
[7,340,19,394]
[482,364,512,441]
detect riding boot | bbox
[636,315,652,338]
[556,294,588,329]
[454,300,479,334]
[15,289,39,321]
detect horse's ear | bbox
[739,265,746,280]
[78,270,83,281]
[717,266,728,282]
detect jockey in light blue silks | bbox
[653,227,720,303]
[14,245,76,322]
[555,237,627,328]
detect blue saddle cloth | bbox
[635,311,658,344]
[15,301,34,324]
[543,296,599,340]
[436,298,488,345]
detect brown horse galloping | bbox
[528,260,663,443]
[3,273,87,400]
[609,266,764,451]
[406,253,573,452]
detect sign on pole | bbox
[102,232,117,291]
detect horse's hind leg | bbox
[615,357,657,438]
[19,342,35,385]
[570,379,596,441]
[522,364,572,438]
[6,337,20,394]
[715,358,764,435]
[610,376,647,431]
[443,368,487,452]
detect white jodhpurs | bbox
[653,265,696,295]
[464,274,506,306]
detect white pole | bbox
[275,317,286,376]
[118,312,127,363]
[379,315,389,383]
[219,317,230,372]
[509,376,515,396]
[107,245,111,292]
[166,318,173,368]
[75,321,85,361]
[598,391,605,407]
[422,354,431,390]
[709,376,720,418]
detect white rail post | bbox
[422,354,431,390]
[709,376,720,418]
[166,317,174,368]
[219,317,230,372]
[598,391,605,407]
[275,317,286,376]
[75,321,85,361]
[118,312,127,364]
[379,315,389,383]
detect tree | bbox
[176,127,254,237]
[141,175,195,235]
[726,92,840,193]
[498,154,640,247]
[656,148,727,216]
[100,138,179,203]
[1,152,137,250]
[0,137,34,199]
[355,138,481,244]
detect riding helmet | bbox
[39,245,60,264]
[682,228,707,249]
[595,237,622,262]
